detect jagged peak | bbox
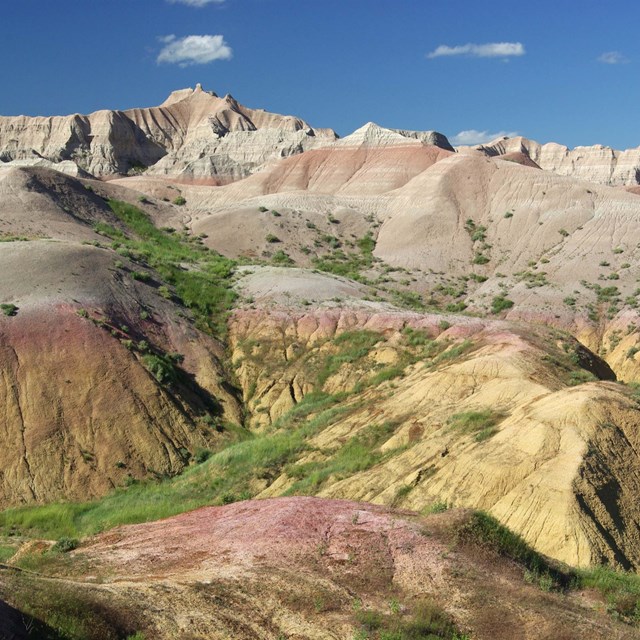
[337,122,417,147]
[160,85,219,107]
[338,122,452,150]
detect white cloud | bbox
[598,51,629,64]
[450,129,518,146]
[167,0,225,7]
[157,34,232,66]
[427,42,525,59]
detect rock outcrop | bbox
[229,307,640,570]
[471,135,640,186]
[0,84,338,182]
[0,168,242,506]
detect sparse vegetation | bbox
[51,536,79,553]
[447,410,502,442]
[490,295,514,314]
[354,597,465,639]
[103,200,237,337]
[317,330,381,386]
[0,303,18,316]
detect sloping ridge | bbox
[229,307,640,570]
[0,171,241,506]
[474,135,640,186]
[0,85,337,182]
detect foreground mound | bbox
[1,497,636,639]
[229,307,640,569]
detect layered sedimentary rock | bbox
[0,241,240,507]
[5,498,627,640]
[229,307,640,570]
[473,135,640,186]
[0,84,338,182]
[0,109,166,177]
[0,169,241,506]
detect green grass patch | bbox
[0,393,352,540]
[317,330,382,386]
[0,543,16,562]
[491,295,514,314]
[447,410,502,442]
[577,566,640,623]
[354,598,466,639]
[456,511,572,590]
[284,421,399,494]
[96,200,237,337]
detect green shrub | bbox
[172,196,186,206]
[141,354,178,385]
[491,295,514,314]
[194,448,212,464]
[447,410,501,441]
[265,234,280,243]
[1,303,18,317]
[130,271,152,282]
[52,537,78,553]
[271,250,294,266]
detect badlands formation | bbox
[1,87,640,637]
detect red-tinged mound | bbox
[0,240,240,507]
[4,498,635,639]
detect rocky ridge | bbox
[0,84,338,182]
[471,135,640,186]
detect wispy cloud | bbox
[157,34,232,66]
[167,0,225,7]
[427,42,525,59]
[597,51,629,64]
[451,129,518,146]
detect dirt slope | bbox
[229,307,640,570]
[1,498,635,640]
[0,169,242,507]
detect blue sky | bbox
[1,0,638,148]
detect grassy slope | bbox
[1,198,639,634]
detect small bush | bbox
[194,448,212,464]
[271,250,294,266]
[1,303,18,317]
[52,537,78,553]
[158,286,171,299]
[172,196,187,206]
[491,295,514,314]
[141,354,178,385]
[448,410,501,441]
[265,234,281,243]
[130,271,152,282]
